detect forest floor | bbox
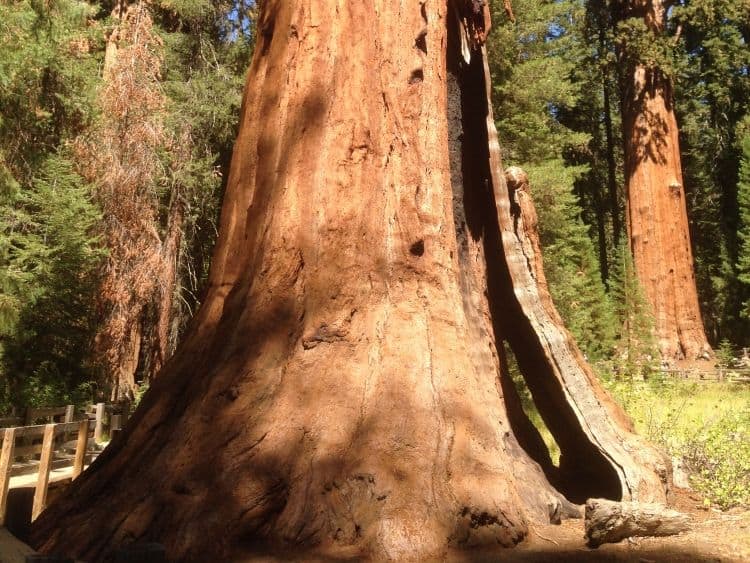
[451,488,750,562]
[235,489,750,562]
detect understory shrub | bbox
[608,378,750,509]
[681,409,750,509]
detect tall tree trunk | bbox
[32,3,668,560]
[90,1,185,398]
[618,0,711,361]
[149,195,186,376]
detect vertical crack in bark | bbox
[446,14,624,504]
[424,312,446,512]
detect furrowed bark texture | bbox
[32,2,667,560]
[500,167,668,504]
[620,0,711,361]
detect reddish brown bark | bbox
[32,3,668,560]
[620,0,711,361]
[149,196,185,376]
[90,2,185,399]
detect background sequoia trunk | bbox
[619,0,712,361]
[33,2,668,560]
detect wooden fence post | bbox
[64,405,75,423]
[73,419,89,479]
[111,414,122,435]
[122,400,131,424]
[32,423,56,521]
[0,427,17,526]
[94,402,105,444]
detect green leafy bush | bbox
[682,409,750,509]
[609,379,750,509]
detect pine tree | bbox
[1,156,102,407]
[672,0,750,343]
[609,241,658,377]
[0,0,104,409]
[736,123,750,315]
[488,0,617,360]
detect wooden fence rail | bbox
[0,419,90,525]
[659,368,750,383]
[0,400,131,526]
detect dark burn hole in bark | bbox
[446,16,621,504]
[259,16,275,56]
[410,239,425,256]
[415,28,428,54]
[409,68,424,84]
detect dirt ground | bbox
[448,488,750,562]
[235,488,749,562]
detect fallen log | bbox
[585,498,690,547]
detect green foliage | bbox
[503,344,561,464]
[488,0,617,360]
[737,129,750,316]
[613,17,680,78]
[609,242,657,374]
[716,338,735,368]
[672,0,750,343]
[610,379,750,509]
[1,155,103,409]
[0,0,256,406]
[152,0,255,333]
[682,409,750,509]
[0,0,104,410]
[527,161,618,360]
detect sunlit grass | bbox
[608,379,750,509]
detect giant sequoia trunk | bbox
[619,0,711,361]
[32,3,668,560]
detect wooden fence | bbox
[0,401,131,526]
[0,420,89,524]
[659,367,750,383]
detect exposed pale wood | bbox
[485,102,668,500]
[73,420,89,480]
[585,498,690,547]
[32,424,56,521]
[94,403,105,444]
[0,427,17,526]
[64,405,75,423]
[10,426,46,439]
[25,407,68,423]
[2,422,78,441]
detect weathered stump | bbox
[585,498,690,547]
